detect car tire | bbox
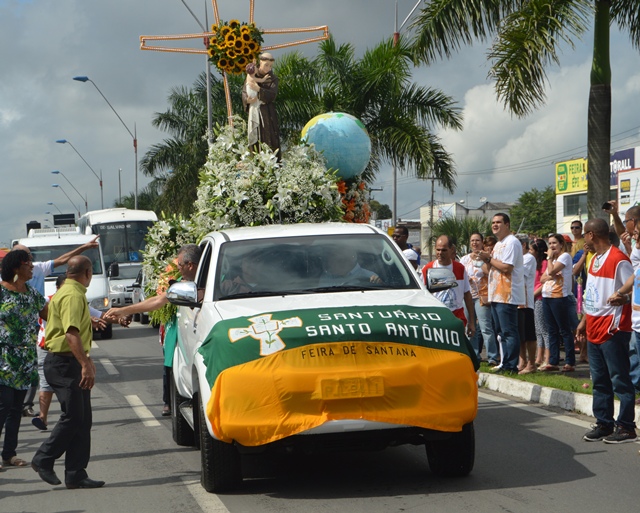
[133,313,141,322]
[199,393,242,493]
[140,313,150,325]
[100,323,113,340]
[426,422,475,477]
[171,378,195,447]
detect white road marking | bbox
[124,395,161,427]
[92,341,99,349]
[99,358,119,375]
[183,478,231,512]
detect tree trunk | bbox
[587,0,611,220]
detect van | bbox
[18,228,114,339]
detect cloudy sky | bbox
[2,0,640,246]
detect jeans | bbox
[473,298,498,362]
[491,302,520,371]
[0,385,28,461]
[630,332,640,392]
[542,296,576,366]
[588,331,636,431]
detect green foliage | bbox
[509,186,556,237]
[430,216,492,255]
[370,200,393,220]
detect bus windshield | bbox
[28,245,103,278]
[92,221,154,266]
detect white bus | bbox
[77,208,157,312]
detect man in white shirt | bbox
[422,235,475,338]
[477,214,525,374]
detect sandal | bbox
[2,456,28,467]
[561,364,576,372]
[540,364,559,372]
[32,415,47,431]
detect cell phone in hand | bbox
[602,202,613,210]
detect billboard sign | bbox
[555,158,587,194]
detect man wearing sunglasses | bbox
[569,221,584,258]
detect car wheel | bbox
[140,313,150,325]
[171,378,195,447]
[100,323,113,340]
[426,422,475,477]
[199,393,242,493]
[133,313,141,322]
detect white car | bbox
[167,223,479,493]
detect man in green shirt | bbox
[32,255,105,489]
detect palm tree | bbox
[140,72,244,216]
[277,37,464,190]
[410,0,640,219]
[431,216,492,256]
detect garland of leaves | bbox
[207,20,263,75]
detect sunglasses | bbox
[571,226,581,229]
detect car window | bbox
[214,233,419,300]
[195,241,213,297]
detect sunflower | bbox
[241,32,251,43]
[220,25,231,37]
[247,41,258,52]
[236,56,248,68]
[218,58,229,69]
[227,49,237,59]
[225,33,235,44]
[242,46,251,56]
[228,19,240,29]
[233,39,244,51]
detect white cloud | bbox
[1,1,640,243]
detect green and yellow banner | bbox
[198,306,479,446]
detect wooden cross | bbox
[140,0,329,123]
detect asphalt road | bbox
[1,324,639,513]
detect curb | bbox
[478,372,640,424]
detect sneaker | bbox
[603,425,638,444]
[583,423,614,442]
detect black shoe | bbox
[583,423,614,442]
[603,425,638,444]
[66,477,106,489]
[32,462,61,485]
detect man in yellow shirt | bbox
[570,220,585,258]
[31,255,104,489]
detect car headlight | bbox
[110,284,127,293]
[89,297,110,310]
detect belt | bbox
[52,352,75,358]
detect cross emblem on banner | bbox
[140,0,329,122]
[228,314,303,356]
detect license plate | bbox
[320,376,384,400]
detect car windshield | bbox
[215,233,419,300]
[111,263,142,280]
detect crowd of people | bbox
[395,201,639,444]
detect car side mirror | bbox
[109,262,119,278]
[167,281,201,307]
[425,268,459,293]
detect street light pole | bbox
[391,0,425,227]
[73,76,138,209]
[51,170,88,212]
[56,139,103,209]
[52,184,81,217]
[47,202,63,214]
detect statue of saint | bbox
[242,53,281,160]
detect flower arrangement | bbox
[141,213,197,326]
[207,19,263,75]
[191,118,344,234]
[338,179,371,223]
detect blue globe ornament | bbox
[301,112,371,179]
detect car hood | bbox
[212,288,442,320]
